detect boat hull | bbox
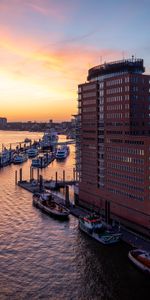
[33,197,69,220]
[128,250,150,275]
[79,220,121,245]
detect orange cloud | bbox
[0,25,122,122]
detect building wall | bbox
[78,62,150,237]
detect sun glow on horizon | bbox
[1,0,149,121]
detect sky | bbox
[0,0,150,122]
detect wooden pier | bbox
[15,168,150,251]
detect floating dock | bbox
[16,171,150,251]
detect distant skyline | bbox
[0,0,150,121]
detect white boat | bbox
[0,149,14,167]
[13,153,28,164]
[33,192,70,220]
[128,248,150,274]
[32,153,54,168]
[55,145,69,160]
[79,214,122,245]
[40,129,58,150]
[27,148,38,158]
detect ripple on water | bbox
[0,133,150,300]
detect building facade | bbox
[78,58,150,237]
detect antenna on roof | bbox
[122,51,125,60]
[132,55,134,61]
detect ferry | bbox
[79,214,122,245]
[33,192,70,220]
[13,153,28,164]
[55,145,69,160]
[128,248,150,275]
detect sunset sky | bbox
[0,0,150,122]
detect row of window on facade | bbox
[106,113,129,118]
[106,104,129,110]
[106,146,144,155]
[107,170,144,183]
[108,187,144,201]
[108,162,144,173]
[106,95,129,102]
[106,86,130,94]
[107,179,144,192]
[107,154,144,164]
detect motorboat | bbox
[13,153,28,164]
[55,145,69,160]
[33,192,70,220]
[27,147,38,158]
[79,214,122,245]
[32,153,54,168]
[128,248,150,274]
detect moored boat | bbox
[33,192,70,220]
[55,145,69,160]
[13,153,28,164]
[31,153,54,168]
[79,214,122,245]
[128,248,150,274]
[27,147,38,158]
[40,129,58,150]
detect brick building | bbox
[78,58,150,237]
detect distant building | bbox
[78,58,150,237]
[0,117,7,128]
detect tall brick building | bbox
[77,58,150,237]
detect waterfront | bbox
[0,131,149,299]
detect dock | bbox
[17,179,88,218]
[16,170,150,251]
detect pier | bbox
[15,168,150,251]
[16,168,87,219]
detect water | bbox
[0,131,149,300]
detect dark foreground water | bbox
[0,131,149,300]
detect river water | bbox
[0,131,149,300]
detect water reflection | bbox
[0,131,149,300]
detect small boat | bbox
[27,147,38,158]
[13,153,28,164]
[31,153,54,168]
[24,138,31,143]
[33,192,70,220]
[55,145,69,160]
[79,214,122,245]
[128,248,150,274]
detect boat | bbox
[79,214,122,245]
[24,138,31,143]
[128,248,150,274]
[13,153,28,164]
[40,129,58,150]
[31,153,54,168]
[55,145,69,160]
[27,147,38,158]
[33,192,70,220]
[0,148,14,167]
